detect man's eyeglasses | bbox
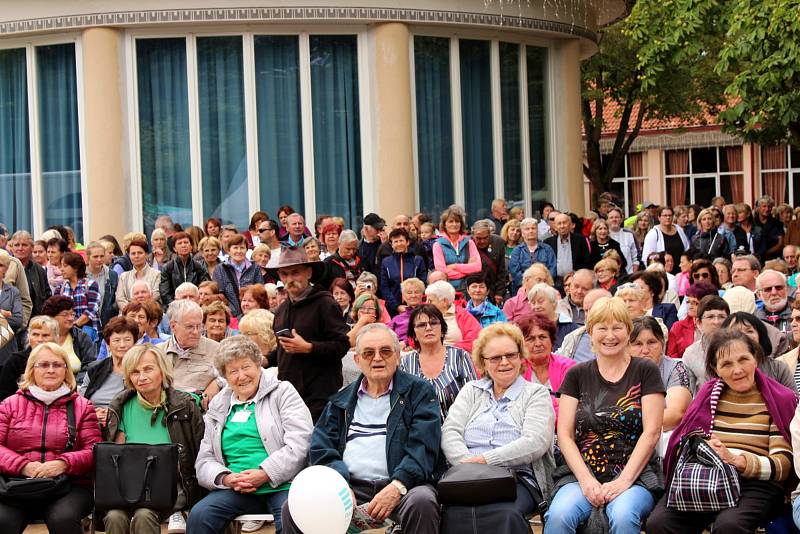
[760,285,786,293]
[258,227,271,233]
[359,347,395,360]
[482,352,521,365]
[414,319,441,330]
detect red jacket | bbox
[0,390,101,479]
[454,305,481,353]
[666,317,696,358]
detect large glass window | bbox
[460,39,494,221]
[604,152,646,216]
[197,36,248,229]
[254,35,303,216]
[500,42,522,206]
[136,38,192,234]
[414,36,454,220]
[761,144,800,205]
[37,44,82,240]
[665,146,743,207]
[527,46,548,212]
[0,48,31,233]
[310,35,363,229]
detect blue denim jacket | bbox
[509,242,557,294]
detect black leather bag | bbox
[437,463,516,505]
[93,442,178,512]
[0,400,76,504]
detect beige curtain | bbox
[762,145,788,201]
[667,150,689,205]
[628,153,645,209]
[726,146,744,203]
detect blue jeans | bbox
[792,497,800,529]
[186,488,288,534]
[544,481,655,534]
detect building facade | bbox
[0,0,626,241]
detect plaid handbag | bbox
[666,380,741,512]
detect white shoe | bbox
[241,520,265,532]
[167,512,187,534]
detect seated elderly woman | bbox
[517,314,575,420]
[0,254,23,364]
[202,301,236,342]
[630,270,678,329]
[121,301,166,346]
[629,317,694,430]
[504,263,552,324]
[388,277,426,344]
[80,317,140,429]
[682,295,730,380]
[354,272,391,325]
[238,309,277,367]
[528,283,578,350]
[425,280,481,353]
[240,284,269,316]
[544,297,665,534]
[347,293,384,348]
[648,330,797,534]
[400,304,476,420]
[440,322,555,533]
[666,281,718,358]
[330,277,356,325]
[464,273,506,327]
[41,295,97,378]
[0,342,102,533]
[594,256,621,293]
[188,336,313,534]
[104,344,204,534]
[719,312,794,390]
[0,315,60,400]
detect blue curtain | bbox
[414,36,453,220]
[37,44,82,240]
[254,35,304,217]
[310,35,362,230]
[136,38,192,235]
[197,36,248,229]
[500,42,522,206]
[460,39,494,223]
[0,48,31,234]
[527,46,548,212]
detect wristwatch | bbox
[390,479,407,496]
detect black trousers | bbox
[0,485,93,534]
[440,480,536,534]
[645,479,784,534]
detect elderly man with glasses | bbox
[756,269,794,340]
[280,323,441,534]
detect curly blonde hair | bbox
[470,322,529,375]
[238,309,277,354]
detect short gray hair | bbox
[756,195,774,208]
[425,280,456,303]
[733,254,761,272]
[339,230,359,244]
[471,219,494,234]
[167,299,202,323]
[10,230,32,244]
[572,268,598,288]
[357,271,378,287]
[215,335,262,376]
[756,269,787,291]
[130,279,152,294]
[175,282,199,297]
[354,323,400,355]
[527,283,559,304]
[520,217,538,229]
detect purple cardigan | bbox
[389,308,414,342]
[664,369,798,481]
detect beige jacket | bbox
[0,251,32,324]
[115,264,161,309]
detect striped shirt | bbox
[400,346,477,420]
[342,379,391,481]
[712,388,792,482]
[793,360,800,393]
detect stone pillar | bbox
[550,39,585,214]
[370,22,415,218]
[80,27,128,241]
[646,148,664,204]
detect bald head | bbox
[583,288,612,312]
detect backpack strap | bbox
[63,399,77,453]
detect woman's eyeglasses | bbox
[692,272,711,280]
[414,319,441,330]
[34,362,67,370]
[482,352,521,365]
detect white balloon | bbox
[288,465,354,534]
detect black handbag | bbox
[93,442,178,511]
[437,463,516,505]
[0,399,76,504]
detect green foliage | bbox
[715,0,800,146]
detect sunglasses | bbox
[692,272,711,280]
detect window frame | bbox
[125,25,372,232]
[663,146,743,206]
[759,144,800,205]
[409,27,555,218]
[0,33,86,238]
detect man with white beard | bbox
[607,207,638,274]
[755,269,794,342]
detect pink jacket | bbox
[454,305,481,353]
[503,287,534,325]
[432,235,482,281]
[522,353,576,420]
[0,390,101,479]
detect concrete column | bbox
[370,22,416,218]
[742,143,755,204]
[80,27,128,241]
[550,39,585,214]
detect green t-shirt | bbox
[119,397,172,445]
[221,402,289,495]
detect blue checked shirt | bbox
[56,278,101,331]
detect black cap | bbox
[363,213,386,230]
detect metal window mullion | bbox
[299,32,316,220]
[127,34,145,232]
[186,35,203,226]
[26,44,43,237]
[409,35,421,213]
[490,40,503,201]
[74,37,89,240]
[519,44,531,215]
[242,32,260,215]
[450,37,464,208]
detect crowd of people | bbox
[2,192,800,533]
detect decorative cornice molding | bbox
[0,6,598,41]
[597,129,744,154]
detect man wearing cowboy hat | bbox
[267,247,350,421]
